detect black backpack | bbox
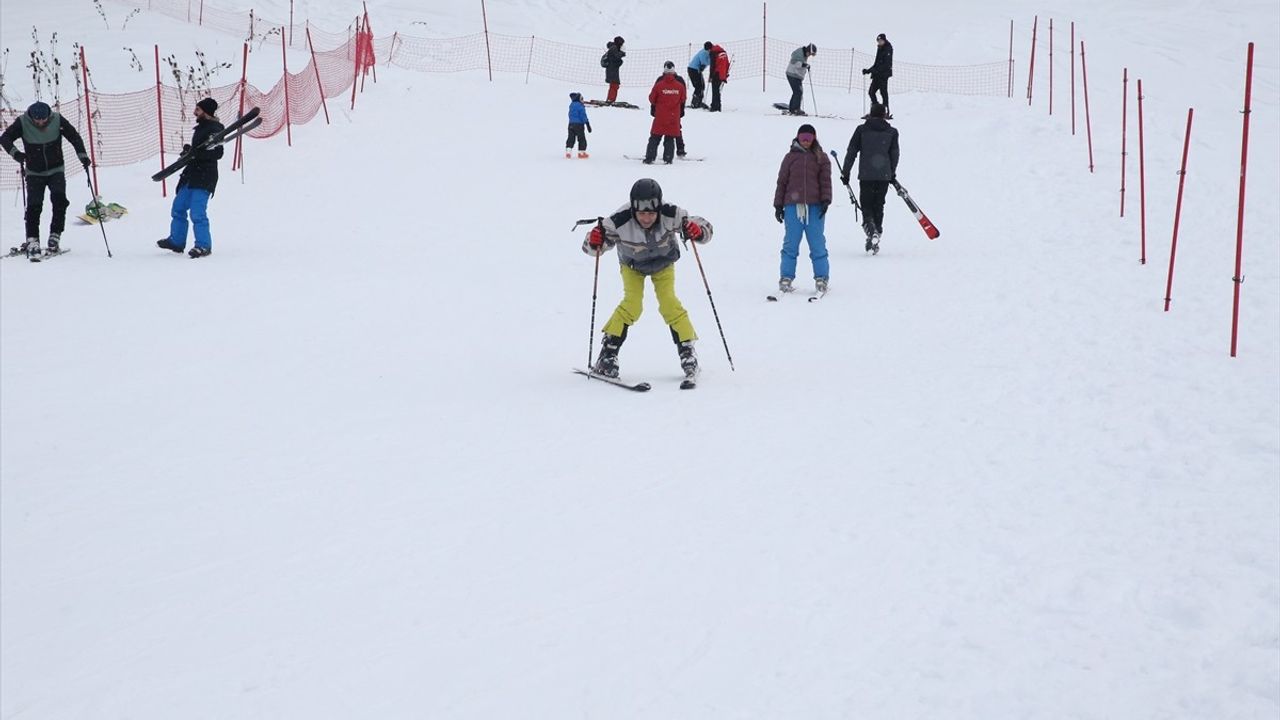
[600,51,610,68]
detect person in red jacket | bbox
[643,61,686,165]
[708,44,730,112]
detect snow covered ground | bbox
[2,0,1278,718]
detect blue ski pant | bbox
[169,187,212,250]
[780,203,829,280]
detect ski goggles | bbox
[631,198,661,212]
[797,132,815,142]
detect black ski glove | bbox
[586,123,592,133]
[11,151,25,164]
[80,155,92,169]
[774,206,785,223]
[840,173,850,185]
[650,105,656,117]
[862,68,871,75]
[820,201,830,218]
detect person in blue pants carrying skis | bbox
[158,97,224,258]
[772,123,832,294]
[565,92,592,158]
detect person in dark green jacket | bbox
[0,101,91,257]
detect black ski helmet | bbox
[27,101,52,121]
[630,178,663,212]
[806,43,818,55]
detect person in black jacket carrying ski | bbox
[0,101,91,258]
[862,33,894,118]
[157,97,225,258]
[839,103,899,253]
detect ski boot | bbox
[778,277,795,294]
[815,277,828,293]
[565,148,572,158]
[578,151,590,159]
[674,333,699,387]
[188,246,212,259]
[19,238,38,258]
[25,237,41,259]
[157,238,184,253]
[863,222,877,253]
[46,232,61,255]
[593,332,625,378]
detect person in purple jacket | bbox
[772,123,832,293]
[565,92,593,158]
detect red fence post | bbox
[350,16,361,111]
[362,4,377,83]
[480,0,493,82]
[1120,68,1128,216]
[762,2,767,93]
[281,27,291,146]
[1230,42,1255,356]
[1137,78,1147,264]
[154,44,167,197]
[525,35,534,84]
[1081,40,1094,172]
[289,0,294,47]
[306,27,330,125]
[233,42,248,172]
[1163,108,1194,312]
[78,46,101,196]
[1007,19,1013,98]
[1048,18,1053,114]
[389,30,398,65]
[1070,22,1076,135]
[199,0,204,25]
[1026,15,1037,105]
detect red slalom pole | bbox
[1120,67,1128,216]
[1164,108,1194,313]
[1137,78,1147,264]
[281,28,292,146]
[1026,15,1037,105]
[1070,22,1076,135]
[1007,20,1013,98]
[1230,43,1255,357]
[79,46,101,195]
[1081,40,1094,173]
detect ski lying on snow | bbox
[29,249,70,263]
[622,155,706,162]
[573,368,651,392]
[766,289,825,302]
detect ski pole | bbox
[85,172,112,258]
[807,70,819,117]
[829,150,861,223]
[571,216,604,368]
[684,230,735,371]
[18,166,26,207]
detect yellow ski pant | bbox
[603,264,697,342]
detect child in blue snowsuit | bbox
[565,92,592,158]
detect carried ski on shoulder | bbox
[151,106,263,182]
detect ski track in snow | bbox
[2,0,1278,718]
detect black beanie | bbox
[870,103,886,118]
[196,97,218,115]
[704,41,713,51]
[613,36,625,45]
[798,123,817,136]
[877,33,887,41]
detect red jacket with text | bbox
[648,74,686,136]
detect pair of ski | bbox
[767,287,825,303]
[151,106,263,182]
[584,100,640,110]
[572,368,696,392]
[622,155,706,163]
[770,102,846,120]
[4,247,70,262]
[829,150,941,241]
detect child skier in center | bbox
[582,178,714,382]
[565,92,592,158]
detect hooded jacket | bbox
[648,73,687,136]
[841,117,899,182]
[177,115,226,194]
[774,139,833,207]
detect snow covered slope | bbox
[2,1,1277,718]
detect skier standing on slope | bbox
[157,97,224,259]
[582,178,714,382]
[0,101,92,258]
[785,43,817,115]
[707,43,730,112]
[687,41,712,109]
[773,123,832,293]
[603,36,626,104]
[644,61,687,164]
[565,92,592,158]
[839,103,899,253]
[862,33,894,118]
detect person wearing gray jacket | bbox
[785,43,817,115]
[839,103,900,252]
[581,178,714,382]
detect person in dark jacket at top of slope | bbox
[0,101,91,258]
[157,97,225,258]
[603,36,626,104]
[582,178,714,383]
[773,123,833,293]
[644,61,687,164]
[840,102,899,253]
[565,92,593,158]
[862,33,894,118]
[687,41,712,109]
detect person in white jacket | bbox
[785,43,817,115]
